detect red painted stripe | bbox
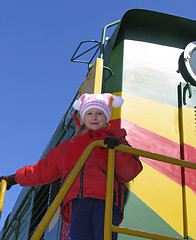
[183,143,196,192]
[110,119,196,193]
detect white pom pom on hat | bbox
[73,93,124,122]
[73,98,81,110]
[112,95,124,107]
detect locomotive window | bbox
[183,41,196,84]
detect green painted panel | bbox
[118,189,183,240]
[104,41,124,93]
[116,9,196,49]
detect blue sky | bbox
[0,0,196,230]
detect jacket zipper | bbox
[100,167,107,177]
[60,170,70,188]
[100,167,115,201]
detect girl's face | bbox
[83,108,107,131]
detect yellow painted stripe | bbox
[186,184,196,239]
[126,162,196,239]
[111,92,195,148]
[80,64,96,95]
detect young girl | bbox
[0,93,143,240]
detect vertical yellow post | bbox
[179,105,188,239]
[94,58,104,94]
[0,179,7,219]
[79,57,104,95]
[104,149,115,240]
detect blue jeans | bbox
[69,198,120,240]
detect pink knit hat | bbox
[73,93,124,122]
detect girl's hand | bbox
[104,136,121,149]
[0,174,17,190]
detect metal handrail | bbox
[26,141,196,239]
[70,20,120,70]
[99,20,120,59]
[103,145,196,240]
[0,179,7,219]
[71,40,101,69]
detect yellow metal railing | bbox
[29,141,196,240]
[104,145,196,240]
[0,179,7,219]
[1,141,196,239]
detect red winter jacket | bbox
[15,126,142,222]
